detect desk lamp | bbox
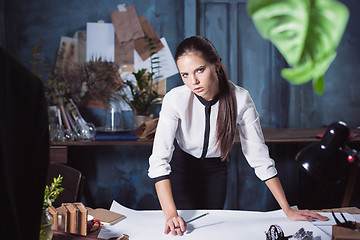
[295,121,360,184]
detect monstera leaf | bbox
[247,0,349,94]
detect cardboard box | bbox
[332,222,360,240]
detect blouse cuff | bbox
[153,175,170,183]
[262,174,278,182]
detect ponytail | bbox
[216,65,237,161]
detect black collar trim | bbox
[195,94,219,107]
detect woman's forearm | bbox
[155,179,178,219]
[265,177,291,214]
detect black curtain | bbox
[0,48,49,239]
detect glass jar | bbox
[39,208,54,240]
[104,97,124,132]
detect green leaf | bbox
[281,52,314,84]
[247,0,349,94]
[313,75,325,95]
[43,174,64,210]
[248,0,310,65]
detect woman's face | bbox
[176,52,220,101]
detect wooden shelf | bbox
[50,140,153,146]
[263,128,360,143]
[50,128,360,146]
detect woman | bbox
[148,36,328,236]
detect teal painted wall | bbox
[3,0,360,128]
[2,0,184,90]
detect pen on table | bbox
[174,212,209,229]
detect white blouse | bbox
[148,84,277,181]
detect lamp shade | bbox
[295,122,350,184]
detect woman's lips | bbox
[194,87,204,93]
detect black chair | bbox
[46,163,84,207]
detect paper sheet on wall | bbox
[134,16,164,61]
[110,5,144,43]
[98,200,331,240]
[86,22,114,62]
[55,36,78,78]
[134,37,178,81]
[74,31,86,64]
[115,39,135,73]
[114,72,136,111]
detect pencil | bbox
[174,212,209,229]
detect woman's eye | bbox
[181,73,188,78]
[197,68,205,73]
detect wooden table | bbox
[51,206,360,240]
[52,207,360,240]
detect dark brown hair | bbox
[174,36,237,160]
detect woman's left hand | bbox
[284,208,329,222]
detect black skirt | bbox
[170,143,228,210]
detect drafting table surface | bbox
[97,200,351,240]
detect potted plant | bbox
[122,68,160,128]
[40,175,64,240]
[120,37,163,128]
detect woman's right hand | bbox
[155,179,185,235]
[164,216,186,236]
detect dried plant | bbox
[79,58,124,108]
[31,39,75,106]
[30,39,124,108]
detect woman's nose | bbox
[191,75,199,85]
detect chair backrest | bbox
[46,163,83,207]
